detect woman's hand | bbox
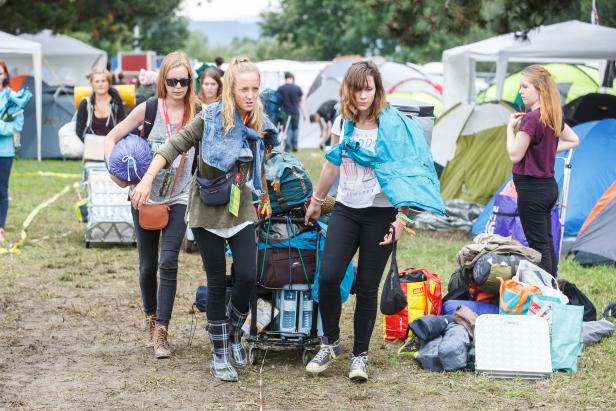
[130,175,154,209]
[508,112,525,129]
[304,199,322,226]
[380,220,404,245]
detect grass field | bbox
[1,154,615,410]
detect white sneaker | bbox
[348,352,368,382]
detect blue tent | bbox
[472,118,616,237]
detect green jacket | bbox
[156,116,259,229]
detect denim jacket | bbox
[201,101,279,196]
[326,106,445,215]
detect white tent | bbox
[0,31,43,161]
[18,30,107,86]
[443,20,616,109]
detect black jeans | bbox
[318,203,396,356]
[192,225,257,321]
[131,204,187,325]
[513,174,559,275]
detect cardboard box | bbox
[83,134,106,162]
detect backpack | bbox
[260,89,282,126]
[263,150,312,214]
[140,96,158,139]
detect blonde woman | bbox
[77,67,125,139]
[105,51,197,359]
[198,68,223,108]
[506,64,579,275]
[131,57,278,382]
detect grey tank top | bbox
[133,108,195,205]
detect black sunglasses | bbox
[165,78,191,88]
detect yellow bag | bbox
[74,85,136,109]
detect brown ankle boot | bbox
[144,313,156,348]
[153,324,171,359]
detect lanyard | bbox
[235,113,250,184]
[242,113,249,126]
[161,99,185,140]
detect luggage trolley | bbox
[247,216,323,365]
[82,161,135,247]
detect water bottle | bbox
[299,290,313,335]
[279,289,297,333]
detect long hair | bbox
[221,57,264,136]
[156,51,196,127]
[198,68,223,104]
[521,64,563,137]
[0,60,10,88]
[340,61,388,123]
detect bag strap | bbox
[167,153,187,198]
[141,96,158,139]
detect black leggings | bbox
[131,204,187,325]
[318,203,396,356]
[192,225,257,321]
[514,174,559,275]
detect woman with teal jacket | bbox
[304,61,444,382]
[0,60,24,242]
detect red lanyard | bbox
[242,113,249,125]
[161,99,185,139]
[235,113,250,185]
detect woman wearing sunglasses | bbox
[105,51,197,359]
[131,57,278,382]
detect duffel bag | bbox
[264,150,312,213]
[256,247,317,289]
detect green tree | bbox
[141,15,189,55]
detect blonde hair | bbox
[521,65,563,137]
[221,57,264,136]
[86,67,112,85]
[340,61,388,123]
[156,51,196,127]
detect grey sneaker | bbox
[305,340,341,374]
[349,352,368,382]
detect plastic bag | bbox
[551,303,583,372]
[558,279,597,322]
[380,241,407,315]
[108,134,152,183]
[515,260,568,304]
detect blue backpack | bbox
[264,150,313,213]
[260,89,282,126]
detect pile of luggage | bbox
[382,233,615,376]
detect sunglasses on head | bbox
[165,78,191,88]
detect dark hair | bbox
[284,72,294,81]
[309,113,319,123]
[198,68,223,103]
[0,60,11,88]
[340,61,387,123]
[215,57,224,66]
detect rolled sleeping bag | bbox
[74,84,137,109]
[107,134,152,183]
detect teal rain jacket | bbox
[326,106,445,215]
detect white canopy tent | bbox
[18,30,107,86]
[443,20,616,109]
[0,31,43,161]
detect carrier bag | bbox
[380,241,407,317]
[498,278,542,315]
[551,303,584,372]
[263,150,312,213]
[515,260,568,304]
[557,279,597,322]
[383,253,443,340]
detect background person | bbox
[309,99,338,149]
[130,57,277,382]
[104,51,197,359]
[0,60,24,242]
[506,64,579,276]
[198,68,222,108]
[214,56,225,77]
[303,61,443,382]
[76,67,126,140]
[277,72,305,152]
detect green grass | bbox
[1,154,615,410]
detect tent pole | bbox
[559,149,574,256]
[495,57,508,101]
[33,49,43,161]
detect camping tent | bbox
[0,31,43,161]
[387,91,443,116]
[472,118,616,238]
[18,30,107,86]
[476,64,602,105]
[431,102,514,204]
[571,182,616,266]
[564,93,616,126]
[443,20,616,109]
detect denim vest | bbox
[201,101,279,196]
[326,106,445,215]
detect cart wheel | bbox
[302,349,313,365]
[85,241,90,249]
[249,346,259,365]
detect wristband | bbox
[311,193,325,206]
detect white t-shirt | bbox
[331,116,392,208]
